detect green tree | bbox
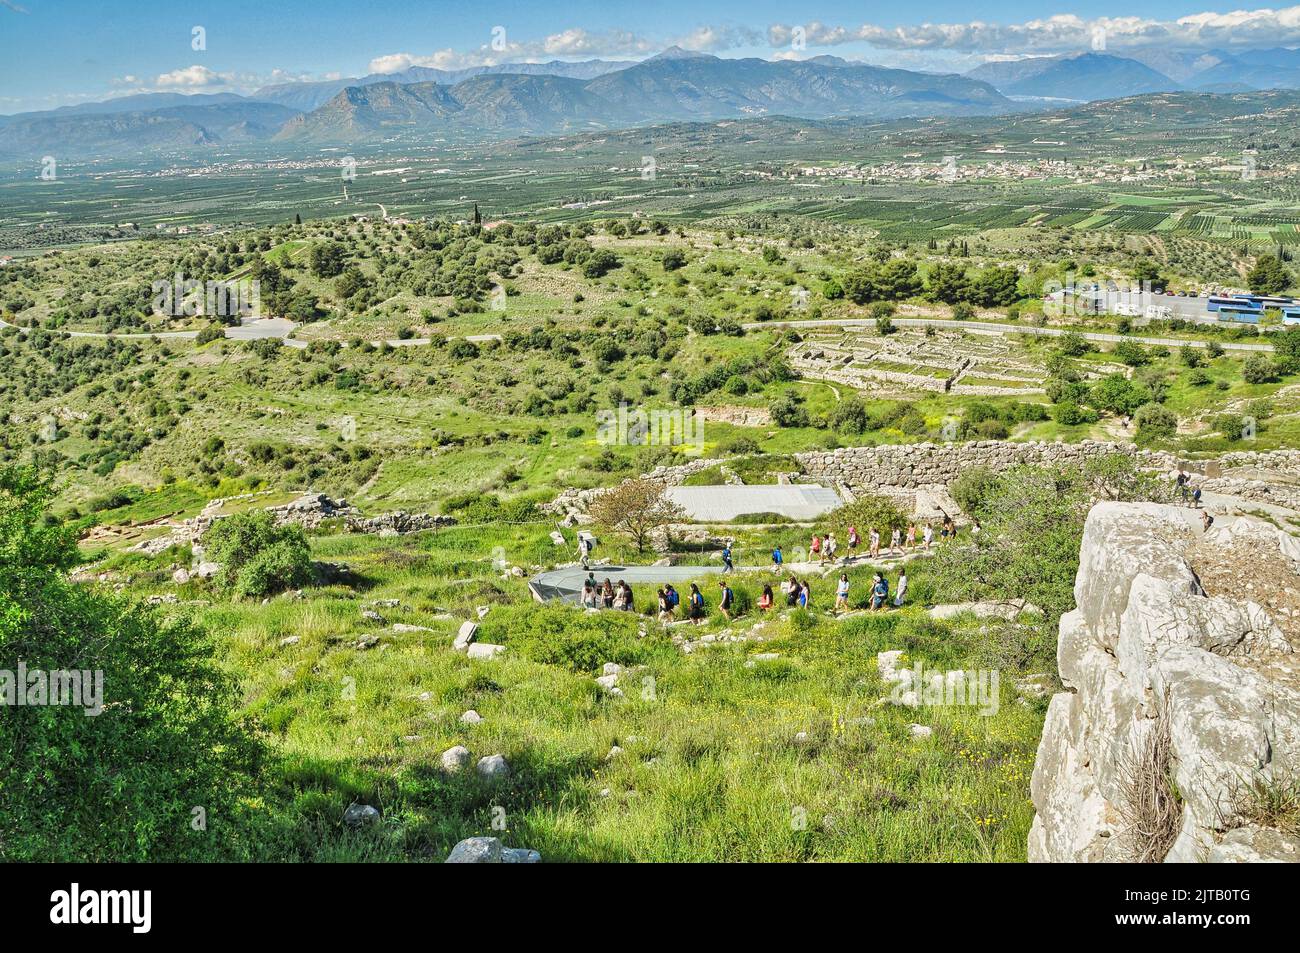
[0,467,264,860]
[1247,255,1291,295]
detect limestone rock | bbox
[476,754,510,779]
[441,745,471,772]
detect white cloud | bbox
[767,7,1300,54]
[154,65,232,89]
[364,23,762,75]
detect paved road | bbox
[751,317,1277,352]
[1,316,297,342]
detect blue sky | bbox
[2,0,1298,112]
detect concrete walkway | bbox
[531,552,924,604]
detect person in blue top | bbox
[721,542,734,573]
[870,573,889,610]
[771,545,783,568]
[688,583,706,624]
[718,580,735,620]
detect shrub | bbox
[0,467,264,860]
[204,511,312,598]
[1135,403,1178,441]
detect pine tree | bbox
[472,203,481,225]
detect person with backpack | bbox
[657,588,671,622]
[870,573,889,610]
[688,583,706,624]
[664,584,680,618]
[771,545,783,569]
[721,542,734,573]
[718,580,735,621]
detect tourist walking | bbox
[688,583,706,624]
[771,545,783,568]
[869,527,880,559]
[834,573,850,614]
[718,580,735,621]
[894,570,908,608]
[1192,486,1202,509]
[721,542,734,573]
[825,533,837,563]
[922,523,934,552]
[664,584,680,617]
[810,534,822,561]
[1201,509,1215,532]
[870,573,889,610]
[847,525,859,555]
[906,523,917,551]
[890,526,902,556]
[657,588,671,622]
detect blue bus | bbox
[1208,295,1261,313]
[1217,307,1262,324]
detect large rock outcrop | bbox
[1029,502,1300,863]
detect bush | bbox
[0,467,264,860]
[204,510,312,598]
[1242,354,1278,385]
[950,467,1001,515]
[1135,403,1178,441]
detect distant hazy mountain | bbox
[252,59,636,111]
[967,52,1181,101]
[2,92,249,122]
[275,50,1013,144]
[1183,48,1300,91]
[0,101,300,156]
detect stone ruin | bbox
[787,327,1053,397]
[129,491,456,556]
[1030,502,1300,862]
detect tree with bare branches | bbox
[586,478,686,554]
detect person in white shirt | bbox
[894,571,908,607]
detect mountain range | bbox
[965,48,1300,101]
[5,45,1300,159]
[0,49,1012,157]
